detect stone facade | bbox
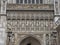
[0,0,60,45]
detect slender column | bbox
[58,0,60,15]
[27,0,28,4]
[31,0,32,4]
[0,16,7,45]
[23,0,24,4]
[35,0,36,4]
[1,0,7,14]
[54,0,59,15]
[49,34,51,45]
[7,0,9,3]
[43,34,46,45]
[14,33,17,45]
[57,32,59,45]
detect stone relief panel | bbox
[7,11,54,20]
[7,11,55,32]
[7,20,54,32]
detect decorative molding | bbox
[7,4,54,10]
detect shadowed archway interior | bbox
[20,37,41,45]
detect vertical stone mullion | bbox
[31,0,32,4]
[23,0,24,4]
[27,0,28,4]
[39,0,40,4]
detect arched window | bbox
[36,0,39,4]
[16,0,43,4]
[16,0,19,4]
[20,0,23,4]
[32,0,35,4]
[24,0,27,4]
[40,0,43,4]
[28,0,31,4]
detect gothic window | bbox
[40,0,43,4]
[36,0,39,4]
[16,0,43,4]
[24,0,27,4]
[20,0,23,4]
[16,0,19,4]
[32,0,35,4]
[28,0,31,4]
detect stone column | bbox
[14,33,18,45]
[49,34,51,45]
[54,0,59,15]
[43,34,46,45]
[58,0,60,14]
[1,0,7,14]
[0,16,7,45]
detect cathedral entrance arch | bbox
[20,36,41,45]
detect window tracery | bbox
[16,0,43,4]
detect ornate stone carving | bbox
[7,20,54,32]
[7,32,15,45]
[7,4,54,10]
[7,11,54,20]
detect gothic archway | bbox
[20,36,41,45]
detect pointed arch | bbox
[20,36,41,45]
[17,35,42,45]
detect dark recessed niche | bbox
[27,43,31,45]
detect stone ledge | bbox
[0,14,6,16]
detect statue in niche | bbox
[7,32,15,45]
[46,34,49,45]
